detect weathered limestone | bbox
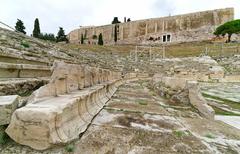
[6,61,124,150]
[0,62,51,78]
[69,8,234,45]
[153,75,215,119]
[187,81,215,119]
[0,95,19,125]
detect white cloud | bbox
[0,0,239,35]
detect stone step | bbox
[0,46,51,65]
[0,62,51,78]
[0,78,49,96]
[6,61,125,150]
[6,80,123,150]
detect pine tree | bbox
[98,33,103,45]
[56,27,68,42]
[33,18,41,38]
[114,25,118,42]
[214,19,240,43]
[15,19,26,34]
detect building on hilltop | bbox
[68,8,234,45]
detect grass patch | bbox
[137,99,148,105]
[211,106,240,116]
[173,130,185,138]
[65,144,75,153]
[205,133,216,139]
[21,41,30,48]
[0,125,10,145]
[202,92,240,111]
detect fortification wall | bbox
[68,8,234,45]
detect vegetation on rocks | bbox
[65,144,75,153]
[0,125,10,145]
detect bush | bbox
[21,41,30,48]
[65,144,74,152]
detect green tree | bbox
[38,33,56,42]
[81,34,84,44]
[33,18,41,38]
[214,19,240,42]
[15,19,26,34]
[114,25,118,42]
[112,17,121,24]
[56,27,68,42]
[98,33,103,45]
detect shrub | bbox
[65,144,74,153]
[21,41,30,48]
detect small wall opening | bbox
[162,34,171,43]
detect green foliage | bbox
[211,106,240,116]
[15,19,26,34]
[33,18,41,38]
[137,99,148,105]
[81,34,84,44]
[114,25,118,42]
[38,33,56,42]
[21,41,30,48]
[112,17,121,24]
[205,133,216,139]
[92,35,98,39]
[0,125,10,145]
[173,130,185,138]
[214,19,240,42]
[65,144,74,152]
[98,33,104,45]
[56,27,68,43]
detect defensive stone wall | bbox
[68,8,234,45]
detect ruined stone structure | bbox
[68,8,234,45]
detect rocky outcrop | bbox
[0,95,19,125]
[6,61,125,150]
[152,75,214,119]
[187,81,215,119]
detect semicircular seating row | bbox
[6,61,137,150]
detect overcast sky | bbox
[0,0,239,35]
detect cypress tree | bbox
[33,18,41,38]
[114,25,118,42]
[81,34,84,44]
[98,33,103,45]
[15,19,26,34]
